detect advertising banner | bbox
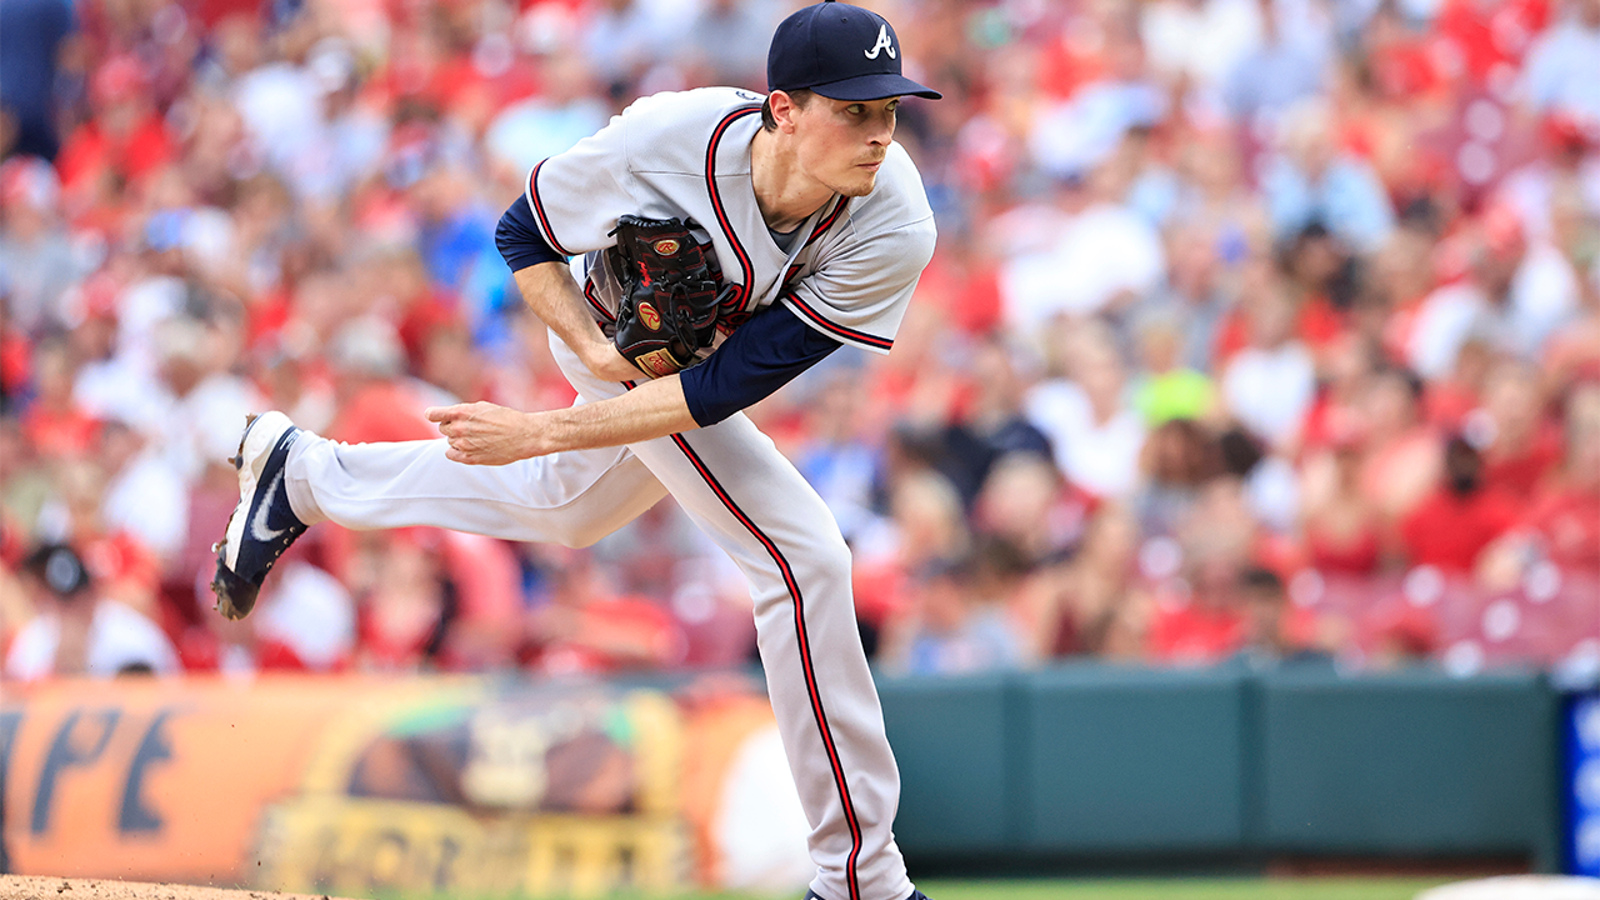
[0,675,806,897]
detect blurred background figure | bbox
[4,542,177,680]
[883,552,1028,676]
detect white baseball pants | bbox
[282,334,912,900]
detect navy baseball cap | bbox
[768,2,941,102]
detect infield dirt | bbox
[0,877,353,900]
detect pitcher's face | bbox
[793,95,900,198]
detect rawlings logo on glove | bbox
[607,215,726,378]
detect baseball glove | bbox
[607,215,722,378]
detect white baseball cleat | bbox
[209,411,308,620]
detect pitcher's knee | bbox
[790,533,853,594]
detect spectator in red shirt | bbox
[20,337,99,458]
[1400,436,1518,573]
[1434,0,1549,88]
[1517,380,1600,572]
[323,316,437,445]
[1475,361,1563,495]
[54,55,175,197]
[1147,552,1248,665]
[1358,366,1444,524]
[353,527,455,671]
[522,548,684,675]
[1300,427,1387,575]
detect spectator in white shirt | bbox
[1222,284,1316,451]
[1025,324,1149,499]
[1000,167,1166,336]
[1407,207,1580,379]
[4,543,179,681]
[98,417,188,565]
[1522,0,1600,124]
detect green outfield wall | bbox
[879,663,1565,872]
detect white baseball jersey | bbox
[523,87,936,358]
[283,86,936,900]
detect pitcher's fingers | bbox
[425,405,465,422]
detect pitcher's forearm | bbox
[530,375,699,456]
[515,262,605,353]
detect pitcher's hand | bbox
[426,402,539,465]
[581,338,649,382]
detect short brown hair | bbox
[761,89,815,131]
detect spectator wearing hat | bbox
[4,542,177,680]
[71,212,200,432]
[323,315,440,446]
[1495,112,1600,246]
[1132,314,1218,427]
[97,415,188,566]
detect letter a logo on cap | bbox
[864,23,896,60]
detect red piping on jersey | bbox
[705,107,761,316]
[624,372,866,900]
[808,196,850,246]
[583,278,615,323]
[526,159,576,257]
[785,294,895,351]
[767,181,888,351]
[784,198,850,291]
[666,429,866,900]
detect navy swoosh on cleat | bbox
[235,428,304,582]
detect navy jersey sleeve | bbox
[679,302,842,427]
[495,196,566,272]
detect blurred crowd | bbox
[0,0,1596,682]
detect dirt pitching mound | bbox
[0,876,355,900]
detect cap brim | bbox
[809,73,941,101]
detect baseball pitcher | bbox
[210,4,940,900]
